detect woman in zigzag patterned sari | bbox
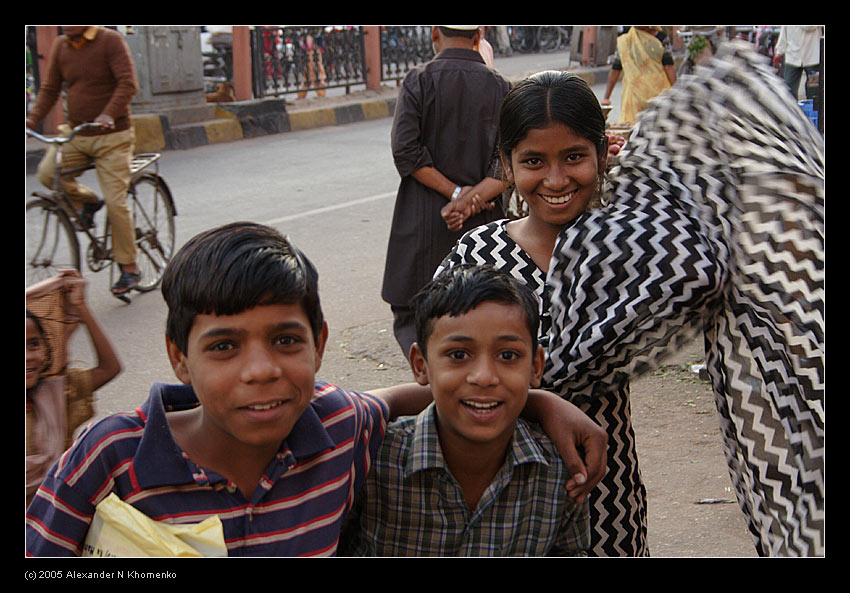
[439,41,824,557]
[437,71,649,556]
[544,41,823,556]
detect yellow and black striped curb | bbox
[132,95,397,153]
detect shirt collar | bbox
[404,402,550,478]
[434,47,485,64]
[133,382,336,489]
[66,26,99,49]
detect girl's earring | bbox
[590,172,607,209]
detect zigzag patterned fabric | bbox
[544,41,824,556]
[436,220,553,346]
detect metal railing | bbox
[380,26,434,81]
[250,26,435,99]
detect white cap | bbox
[440,25,480,30]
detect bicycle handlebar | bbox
[25,122,107,144]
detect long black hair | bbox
[498,70,607,163]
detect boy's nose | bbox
[466,357,499,387]
[241,345,283,383]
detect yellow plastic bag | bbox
[82,493,227,557]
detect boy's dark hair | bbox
[412,264,539,358]
[161,222,324,354]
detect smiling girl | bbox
[436,71,650,557]
[26,270,121,507]
[439,72,608,349]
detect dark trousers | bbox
[391,304,416,359]
[783,63,819,100]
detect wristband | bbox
[451,186,462,201]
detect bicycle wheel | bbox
[127,174,176,292]
[537,26,562,52]
[25,197,81,287]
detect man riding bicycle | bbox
[26,26,141,298]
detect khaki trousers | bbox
[38,127,137,266]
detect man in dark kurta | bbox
[381,26,511,356]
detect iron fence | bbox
[250,26,435,99]
[380,26,434,81]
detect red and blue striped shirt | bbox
[25,381,388,557]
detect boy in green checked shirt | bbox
[340,265,590,556]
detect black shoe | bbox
[79,200,104,229]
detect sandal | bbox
[111,269,141,297]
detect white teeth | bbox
[540,192,574,205]
[247,401,283,411]
[462,400,500,410]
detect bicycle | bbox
[508,26,572,54]
[25,122,177,303]
[537,26,572,53]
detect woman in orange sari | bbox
[602,26,676,123]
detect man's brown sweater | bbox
[27,27,138,135]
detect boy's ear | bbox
[313,321,329,373]
[408,342,430,386]
[165,335,191,385]
[530,344,545,389]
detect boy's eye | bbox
[274,335,303,347]
[446,349,469,361]
[208,341,235,353]
[498,350,521,361]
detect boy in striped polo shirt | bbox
[25,223,603,557]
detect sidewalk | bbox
[130,55,609,153]
[26,53,610,171]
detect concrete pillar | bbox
[232,26,252,101]
[581,26,596,67]
[363,26,382,91]
[670,26,684,50]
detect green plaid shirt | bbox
[340,403,589,556]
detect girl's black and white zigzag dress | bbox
[438,221,649,557]
[544,41,824,556]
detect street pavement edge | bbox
[26,65,610,172]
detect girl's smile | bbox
[539,189,577,205]
[507,122,606,231]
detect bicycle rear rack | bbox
[130,153,161,177]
